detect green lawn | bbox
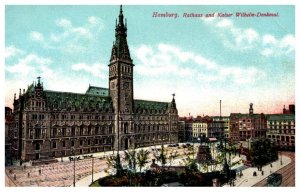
[89,180,100,187]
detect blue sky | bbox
[5,5,295,116]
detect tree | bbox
[251,137,278,168]
[183,154,198,172]
[124,149,137,173]
[106,153,123,177]
[167,150,179,168]
[136,149,150,173]
[153,145,167,167]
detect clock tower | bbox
[109,5,134,114]
[109,6,134,151]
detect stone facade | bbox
[229,104,267,141]
[266,114,295,150]
[10,6,178,162]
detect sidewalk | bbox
[233,155,291,187]
[75,170,108,187]
[73,144,175,187]
[74,144,291,187]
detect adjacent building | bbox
[10,6,178,162]
[209,116,225,140]
[178,120,186,142]
[181,116,211,142]
[266,105,295,150]
[283,104,295,114]
[229,103,267,141]
[222,116,230,139]
[5,107,14,165]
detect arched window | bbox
[62,128,66,136]
[35,126,41,139]
[124,123,129,134]
[35,143,40,150]
[52,127,57,137]
[88,125,92,135]
[52,141,57,149]
[80,125,84,136]
[109,125,113,134]
[71,127,76,136]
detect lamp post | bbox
[91,156,94,183]
[61,150,63,162]
[72,147,76,187]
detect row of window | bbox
[267,129,295,134]
[133,124,171,133]
[52,114,113,120]
[136,116,169,121]
[31,114,45,120]
[268,121,295,125]
[269,126,295,129]
[50,138,113,149]
[29,124,176,139]
[51,126,114,137]
[30,113,170,122]
[136,134,171,141]
[31,101,45,108]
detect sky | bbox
[5,5,295,117]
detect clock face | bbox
[36,92,41,97]
[111,82,115,89]
[123,82,129,89]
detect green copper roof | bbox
[44,90,113,111]
[230,113,265,118]
[85,86,109,97]
[134,99,169,114]
[267,114,295,121]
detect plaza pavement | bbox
[226,154,291,187]
[75,145,291,187]
[6,143,291,187]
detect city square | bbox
[5,4,295,188]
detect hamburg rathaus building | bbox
[10,6,179,162]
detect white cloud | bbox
[5,45,24,58]
[261,48,273,57]
[133,43,264,85]
[6,54,52,76]
[261,34,295,57]
[244,29,259,44]
[279,34,295,51]
[6,61,34,75]
[263,34,277,45]
[216,19,233,28]
[209,18,259,50]
[30,16,104,53]
[88,16,103,27]
[202,18,294,56]
[71,62,107,79]
[30,31,44,42]
[56,18,72,28]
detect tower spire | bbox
[111,5,131,62]
[118,5,124,26]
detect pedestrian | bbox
[14,174,16,180]
[39,169,41,175]
[27,173,30,177]
[270,163,272,168]
[261,170,264,175]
